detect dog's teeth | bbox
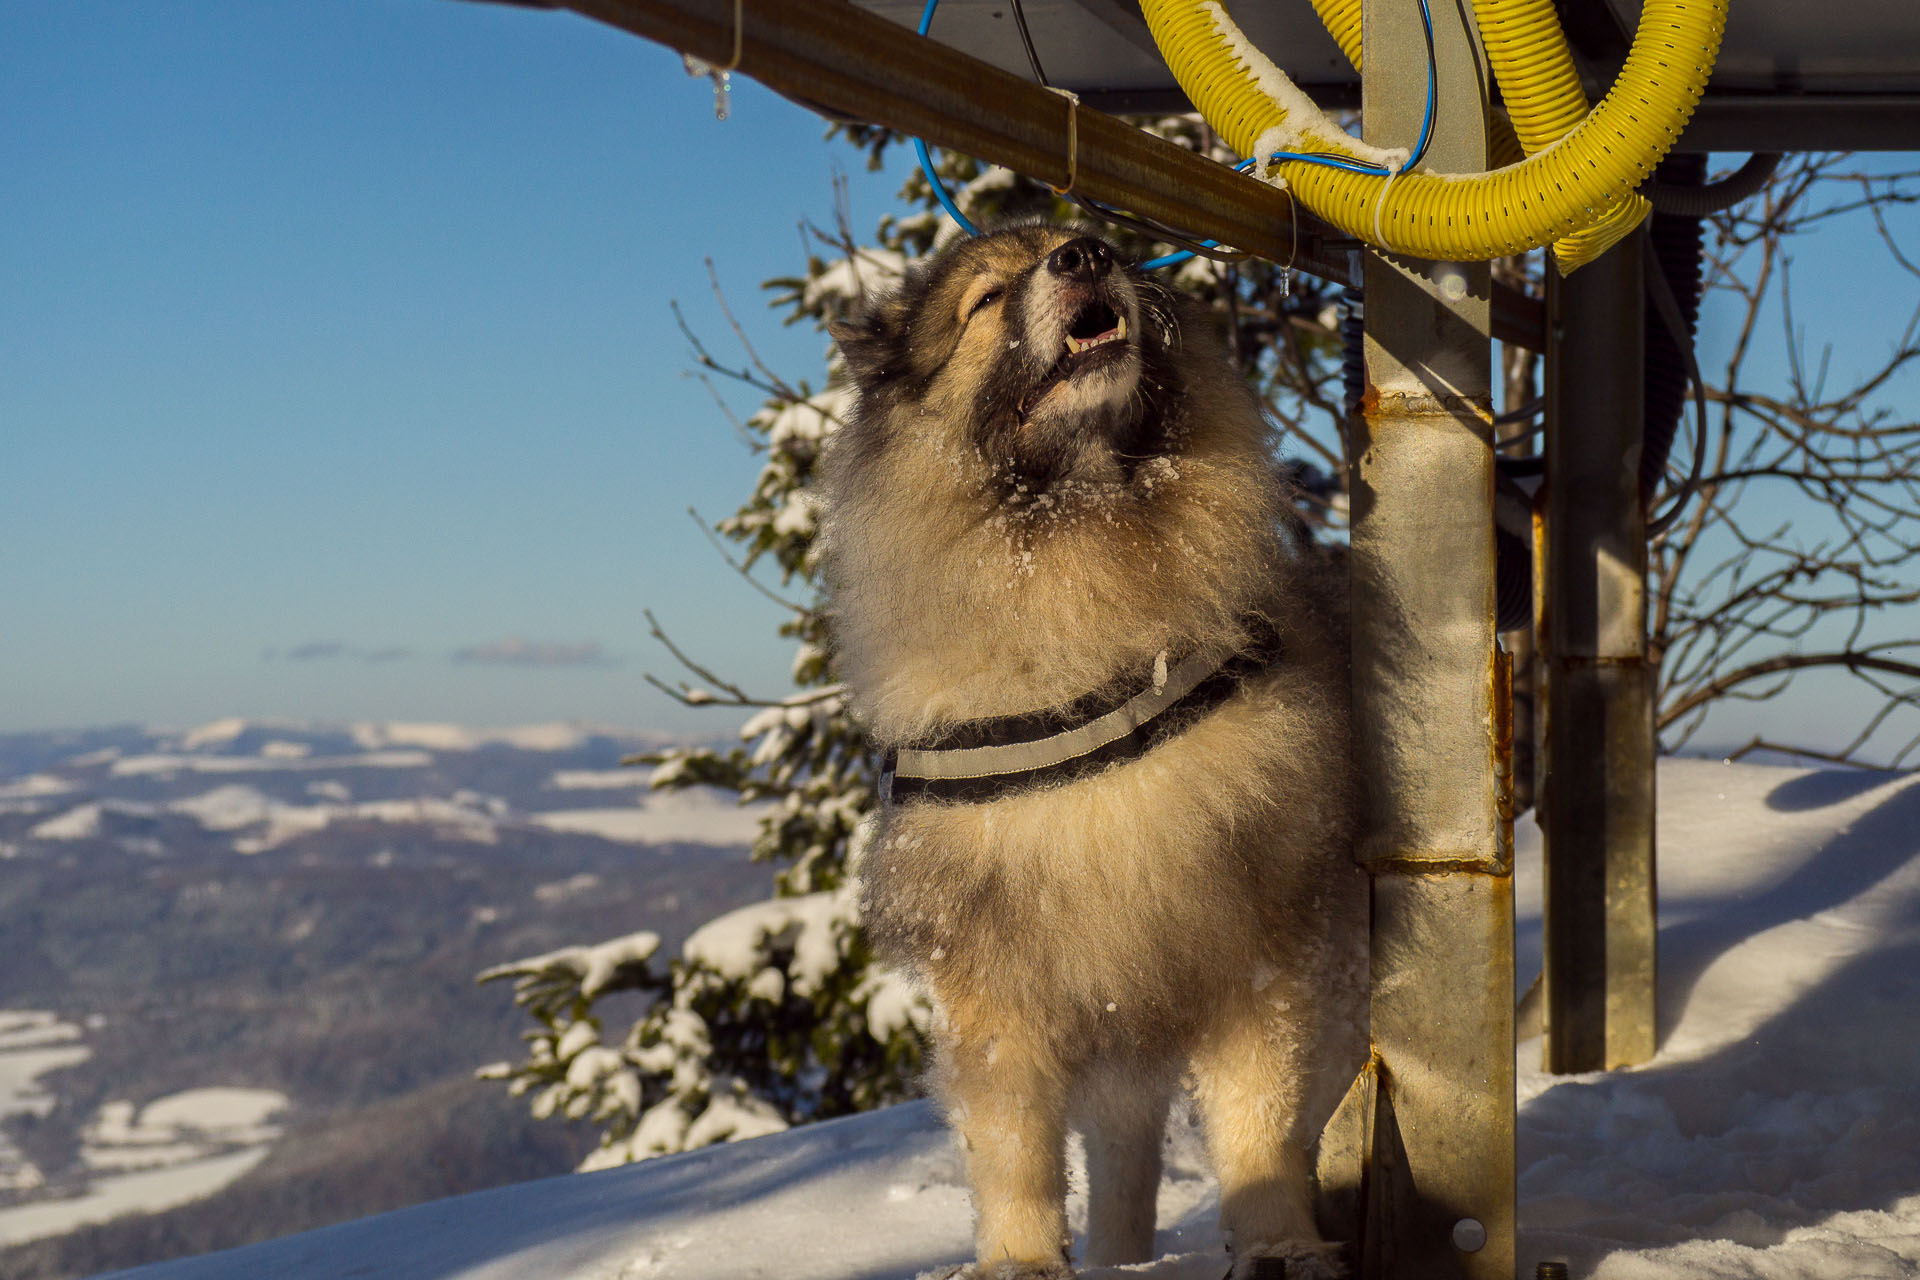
[1065,316,1128,358]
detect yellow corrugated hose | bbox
[1470,0,1650,269]
[1308,0,1647,267]
[1306,0,1362,69]
[1139,0,1724,264]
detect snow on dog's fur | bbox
[822,223,1365,1279]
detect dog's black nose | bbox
[1045,236,1113,282]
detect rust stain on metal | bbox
[1367,390,1495,419]
[1530,491,1549,642]
[1367,857,1511,878]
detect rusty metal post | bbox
[1539,241,1658,1073]
[1338,0,1516,1274]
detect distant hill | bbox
[0,719,772,1279]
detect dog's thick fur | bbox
[821,224,1365,1279]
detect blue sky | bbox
[2,0,904,735]
[4,2,1917,751]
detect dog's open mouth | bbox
[1018,301,1132,419]
[1064,301,1127,357]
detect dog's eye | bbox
[964,287,1004,321]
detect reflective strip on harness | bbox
[879,619,1283,805]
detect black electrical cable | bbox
[1069,200,1254,264]
[1339,289,1366,421]
[1640,154,1708,509]
[1008,0,1049,83]
[1006,0,1253,265]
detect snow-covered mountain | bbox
[88,758,1920,1280]
[0,718,761,859]
[0,719,773,1278]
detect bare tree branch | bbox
[1649,151,1920,765]
[1659,651,1920,730]
[687,507,811,616]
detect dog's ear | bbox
[828,312,896,389]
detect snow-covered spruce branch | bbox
[477,900,928,1168]
[638,608,842,711]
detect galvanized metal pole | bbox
[1345,0,1515,1274]
[1539,242,1658,1073]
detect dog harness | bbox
[878,617,1284,805]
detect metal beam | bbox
[1539,240,1659,1074]
[1346,0,1515,1274]
[500,0,1545,348]
[1080,88,1920,153]
[1678,94,1920,151]
[563,0,1331,262]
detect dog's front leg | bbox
[1189,992,1345,1280]
[938,1020,1073,1278]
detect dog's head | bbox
[828,223,1202,495]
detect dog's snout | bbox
[1045,237,1112,283]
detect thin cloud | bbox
[450,638,619,668]
[283,641,348,662]
[267,642,415,663]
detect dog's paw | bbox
[1230,1240,1348,1280]
[979,1263,1075,1280]
[920,1262,1074,1280]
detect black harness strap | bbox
[879,617,1283,805]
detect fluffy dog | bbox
[821,224,1365,1279]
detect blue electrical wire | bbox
[914,136,982,235]
[913,0,1438,270]
[915,1,981,236]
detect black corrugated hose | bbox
[1641,152,1709,509]
[1641,152,1780,217]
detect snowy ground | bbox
[0,1018,288,1250]
[0,1013,91,1195]
[100,759,1920,1280]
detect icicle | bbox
[682,0,743,121]
[682,55,733,121]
